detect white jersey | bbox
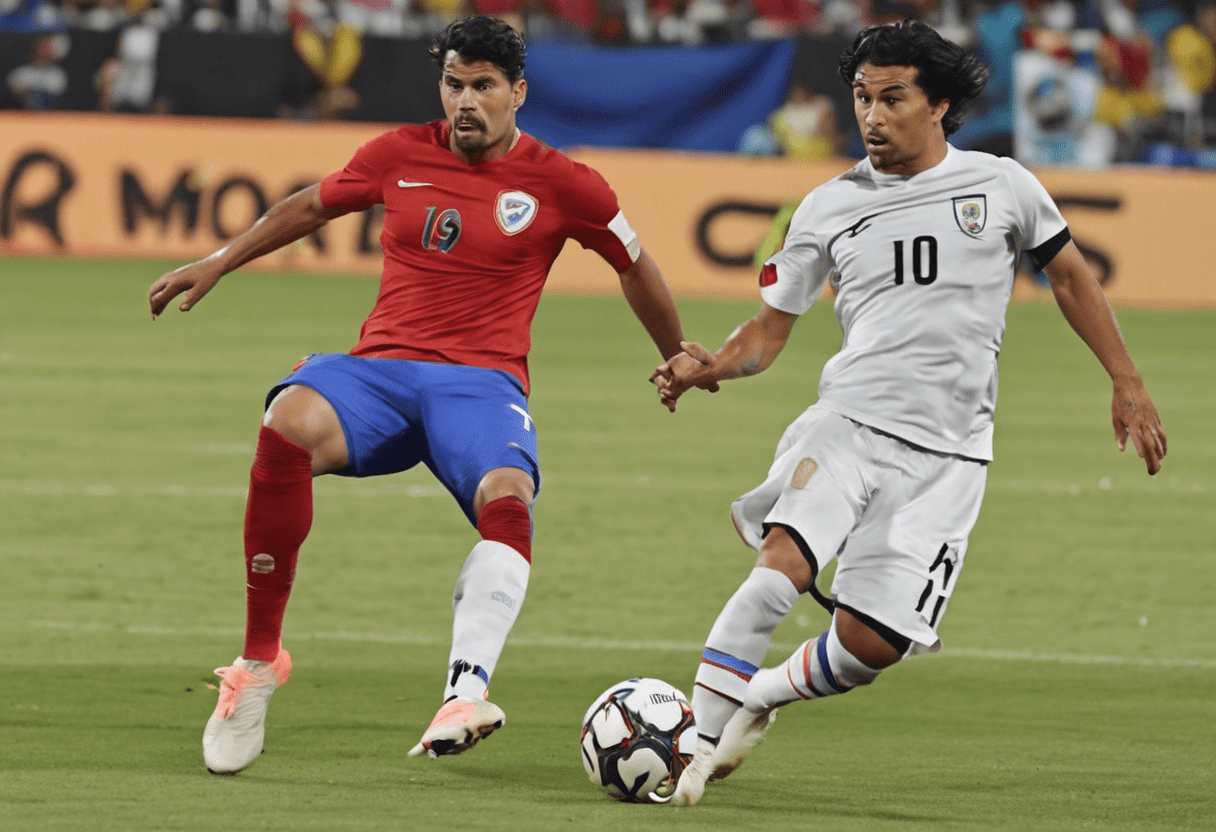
[763,145,1069,460]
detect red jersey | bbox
[319,120,639,394]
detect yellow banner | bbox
[0,112,386,275]
[3,112,1214,307]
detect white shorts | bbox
[731,406,987,654]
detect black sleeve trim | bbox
[762,522,836,615]
[834,603,913,655]
[1026,226,1071,272]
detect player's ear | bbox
[513,78,527,111]
[931,97,950,127]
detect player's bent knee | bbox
[473,467,535,517]
[756,527,815,593]
[834,609,904,670]
[262,385,348,474]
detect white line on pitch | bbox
[0,474,1207,498]
[23,620,1216,669]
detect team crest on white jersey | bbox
[495,190,539,235]
[952,194,987,236]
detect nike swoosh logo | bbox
[845,213,879,237]
[398,180,434,188]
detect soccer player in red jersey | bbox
[147,16,699,774]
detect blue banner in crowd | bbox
[518,40,796,153]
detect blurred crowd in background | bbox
[3,0,1216,168]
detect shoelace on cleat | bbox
[211,664,261,721]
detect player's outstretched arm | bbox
[619,248,722,397]
[1042,240,1167,475]
[147,184,349,319]
[649,303,798,412]
[616,247,688,361]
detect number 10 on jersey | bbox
[893,236,938,286]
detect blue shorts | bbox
[268,354,540,525]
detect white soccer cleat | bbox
[666,736,716,806]
[202,646,292,775]
[711,704,778,781]
[408,697,506,758]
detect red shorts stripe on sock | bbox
[477,496,532,563]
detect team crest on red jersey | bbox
[495,190,539,235]
[952,194,987,236]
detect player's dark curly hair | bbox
[430,15,527,83]
[838,20,989,136]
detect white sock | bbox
[691,566,800,742]
[747,617,883,709]
[444,540,530,701]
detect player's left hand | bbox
[1111,376,1166,475]
[650,341,718,412]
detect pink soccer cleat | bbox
[202,646,292,774]
[408,697,506,758]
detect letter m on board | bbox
[120,169,201,235]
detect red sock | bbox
[242,426,313,661]
[477,496,533,563]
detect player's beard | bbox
[453,116,490,154]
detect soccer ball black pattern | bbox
[580,678,697,803]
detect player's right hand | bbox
[148,260,223,320]
[1111,377,1167,475]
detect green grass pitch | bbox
[2,257,1214,831]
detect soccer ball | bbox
[580,677,697,803]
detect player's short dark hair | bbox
[838,20,989,136]
[430,15,526,83]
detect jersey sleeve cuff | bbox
[317,171,341,208]
[1027,227,1071,272]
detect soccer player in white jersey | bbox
[649,20,1167,806]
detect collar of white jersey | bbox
[859,143,957,185]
